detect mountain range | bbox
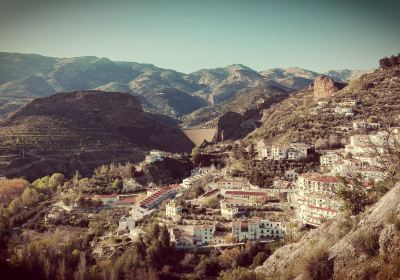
[0,52,370,122]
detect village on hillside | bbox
[1,112,391,257]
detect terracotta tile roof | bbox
[301,173,338,183]
[202,188,220,198]
[95,194,118,199]
[308,205,338,213]
[225,190,267,197]
[118,196,137,204]
[140,184,181,208]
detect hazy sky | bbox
[0,0,399,73]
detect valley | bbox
[0,54,399,280]
[182,128,216,147]
[1,0,399,278]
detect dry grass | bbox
[351,228,380,257]
[282,244,334,280]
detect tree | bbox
[8,198,23,213]
[191,147,202,166]
[194,257,220,278]
[146,239,162,268]
[335,176,371,215]
[379,57,391,68]
[328,134,340,148]
[58,258,66,280]
[206,197,220,209]
[112,179,123,192]
[73,252,87,280]
[0,207,10,245]
[251,252,268,268]
[159,225,170,252]
[21,187,39,205]
[49,173,65,189]
[247,143,255,159]
[147,222,161,240]
[73,171,81,188]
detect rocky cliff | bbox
[313,75,347,98]
[256,182,400,280]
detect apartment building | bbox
[165,199,182,219]
[232,217,285,242]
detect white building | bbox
[259,143,312,161]
[193,223,216,245]
[297,193,341,226]
[165,200,182,219]
[353,121,381,131]
[191,166,216,176]
[320,152,342,167]
[93,194,119,206]
[232,217,285,242]
[215,177,249,190]
[181,172,216,189]
[145,150,165,164]
[220,197,248,219]
[224,190,274,206]
[295,173,342,226]
[169,223,218,247]
[334,107,353,116]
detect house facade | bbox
[232,217,285,241]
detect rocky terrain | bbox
[246,66,400,146]
[0,52,366,123]
[313,75,347,99]
[0,90,194,179]
[325,69,374,82]
[182,83,289,128]
[256,182,400,279]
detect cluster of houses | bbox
[293,125,398,226]
[82,193,138,207]
[181,165,226,189]
[145,150,166,164]
[168,217,285,248]
[256,141,313,161]
[313,98,356,116]
[319,128,397,182]
[144,150,183,164]
[130,184,183,220]
[118,124,398,246]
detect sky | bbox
[0,0,399,73]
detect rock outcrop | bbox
[313,75,347,98]
[213,111,243,142]
[256,182,400,280]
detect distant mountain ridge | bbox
[0,52,371,120]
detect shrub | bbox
[218,267,264,280]
[49,173,65,189]
[352,229,380,257]
[394,217,400,232]
[300,245,333,280]
[336,177,371,215]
